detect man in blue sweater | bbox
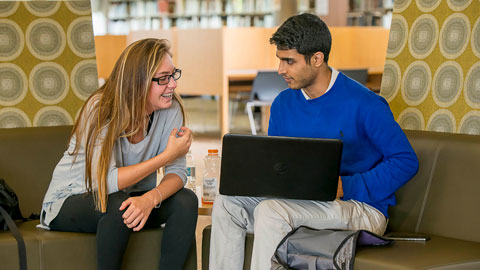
[210,13,419,270]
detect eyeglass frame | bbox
[151,68,182,85]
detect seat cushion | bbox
[355,235,480,270]
[202,226,480,270]
[0,220,41,270]
[3,220,196,270]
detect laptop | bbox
[219,134,343,201]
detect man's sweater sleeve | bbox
[341,99,419,203]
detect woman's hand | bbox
[164,127,193,162]
[119,190,158,231]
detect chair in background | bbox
[338,68,368,85]
[246,71,288,135]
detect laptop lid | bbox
[219,134,343,201]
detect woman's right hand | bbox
[164,127,193,162]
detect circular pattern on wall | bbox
[71,59,98,100]
[75,107,83,122]
[380,60,401,102]
[393,0,412,13]
[0,2,20,17]
[0,19,24,61]
[472,17,480,59]
[446,0,473,11]
[33,106,73,127]
[458,111,480,135]
[387,15,408,58]
[464,62,480,109]
[397,107,425,130]
[0,108,31,128]
[427,109,456,133]
[439,13,471,59]
[415,0,441,12]
[23,1,61,17]
[29,62,69,105]
[67,17,95,58]
[408,14,439,59]
[65,1,92,15]
[26,18,66,61]
[432,61,463,107]
[0,63,28,106]
[402,61,432,106]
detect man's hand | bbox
[119,191,157,231]
[336,177,343,199]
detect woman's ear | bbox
[312,52,324,67]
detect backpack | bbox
[271,226,393,270]
[0,178,27,270]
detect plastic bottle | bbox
[185,150,196,192]
[202,149,221,204]
[186,150,202,206]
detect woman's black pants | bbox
[49,188,198,270]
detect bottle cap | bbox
[208,149,218,155]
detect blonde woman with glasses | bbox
[39,38,197,270]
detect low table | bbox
[199,203,213,216]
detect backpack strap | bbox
[0,206,27,270]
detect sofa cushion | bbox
[0,221,41,270]
[387,130,443,233]
[202,226,480,270]
[0,126,72,217]
[418,134,480,242]
[1,220,196,270]
[389,130,480,243]
[355,235,480,270]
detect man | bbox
[209,13,419,270]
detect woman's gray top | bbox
[39,98,186,228]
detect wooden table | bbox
[199,203,213,216]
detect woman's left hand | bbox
[119,191,157,231]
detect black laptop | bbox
[219,134,343,201]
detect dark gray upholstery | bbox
[0,126,196,269]
[202,130,480,269]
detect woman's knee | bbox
[168,188,198,216]
[106,191,130,217]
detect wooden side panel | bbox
[223,27,278,71]
[329,27,390,70]
[94,35,127,79]
[176,28,224,95]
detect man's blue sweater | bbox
[268,72,419,217]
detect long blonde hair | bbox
[71,38,185,212]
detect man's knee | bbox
[254,200,289,225]
[213,195,244,218]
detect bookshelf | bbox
[97,0,285,35]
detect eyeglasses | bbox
[151,68,182,85]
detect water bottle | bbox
[202,149,221,204]
[185,150,196,191]
[186,150,202,206]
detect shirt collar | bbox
[301,67,339,100]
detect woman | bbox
[39,38,197,269]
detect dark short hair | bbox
[270,13,332,64]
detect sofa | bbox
[202,129,480,269]
[0,126,196,270]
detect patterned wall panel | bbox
[380,0,480,135]
[0,1,97,128]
